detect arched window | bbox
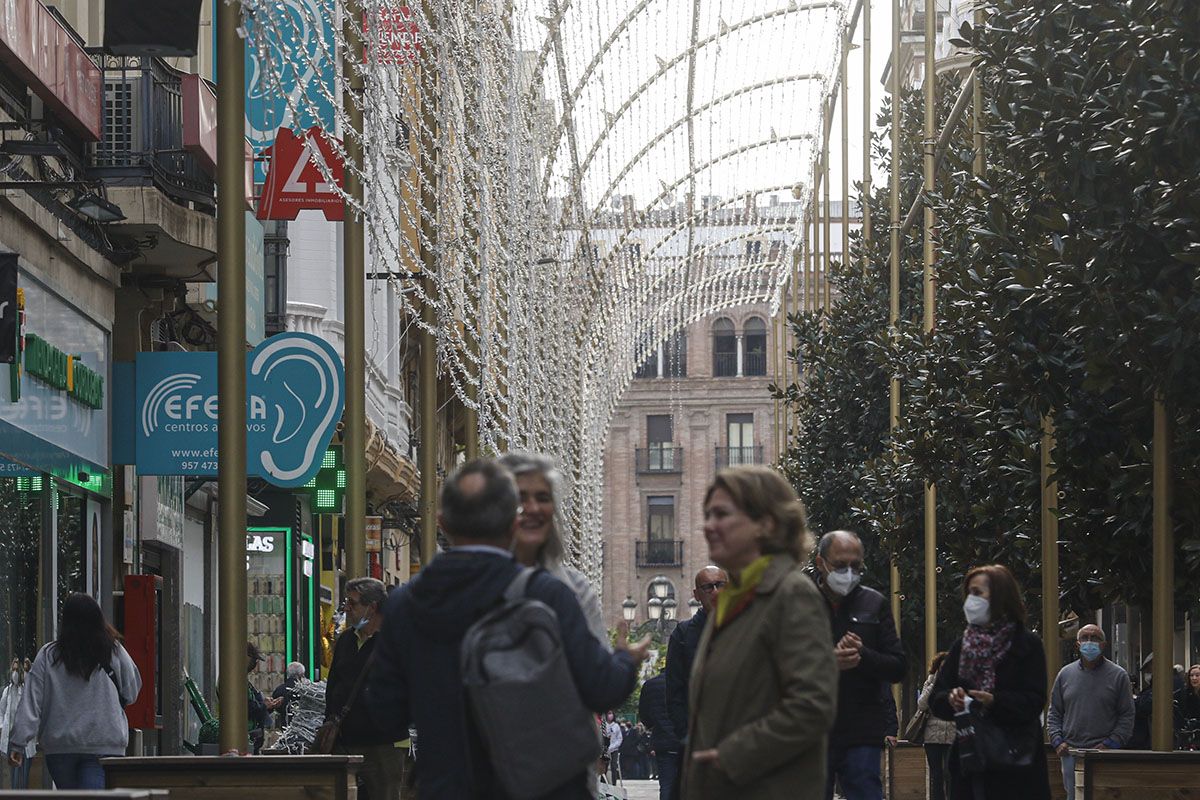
[744,317,767,376]
[712,317,736,376]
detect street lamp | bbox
[650,575,671,600]
[622,596,637,623]
[647,596,663,621]
[663,597,677,621]
[687,598,701,618]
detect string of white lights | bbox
[239,0,847,588]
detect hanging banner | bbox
[243,0,338,182]
[257,127,346,221]
[364,5,422,65]
[133,332,344,487]
[0,253,15,363]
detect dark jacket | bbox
[272,675,299,724]
[638,673,681,752]
[366,550,638,800]
[665,607,706,736]
[930,627,1051,800]
[326,629,390,746]
[819,580,907,747]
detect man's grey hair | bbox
[497,451,567,566]
[1076,624,1106,642]
[345,577,387,611]
[817,530,863,559]
[286,661,305,679]
[440,459,519,542]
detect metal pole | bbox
[342,0,366,580]
[923,0,938,666]
[888,0,900,450]
[216,0,248,753]
[822,100,832,311]
[862,0,871,275]
[1041,415,1060,688]
[810,164,820,313]
[841,29,849,287]
[418,1,440,565]
[1151,396,1173,750]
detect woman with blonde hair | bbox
[498,452,608,647]
[682,465,837,800]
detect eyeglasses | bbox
[697,581,727,593]
[341,596,362,609]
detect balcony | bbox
[636,446,683,474]
[713,351,738,377]
[636,540,684,569]
[715,446,764,469]
[87,53,218,281]
[744,352,767,376]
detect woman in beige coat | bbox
[682,465,837,800]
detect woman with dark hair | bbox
[682,465,837,800]
[7,593,141,790]
[0,658,35,788]
[930,565,1051,800]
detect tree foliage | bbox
[781,0,1200,638]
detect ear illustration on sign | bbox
[248,333,344,487]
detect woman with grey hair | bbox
[499,452,609,649]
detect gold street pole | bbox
[822,102,832,311]
[810,164,820,313]
[1151,396,1174,750]
[418,1,440,565]
[216,0,248,753]
[888,0,902,640]
[922,0,938,665]
[1041,415,1060,687]
[841,29,849,289]
[862,0,871,276]
[342,0,366,580]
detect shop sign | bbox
[257,127,345,221]
[241,0,337,182]
[0,254,15,363]
[247,531,277,553]
[133,332,344,488]
[0,0,103,140]
[22,333,104,409]
[364,6,421,65]
[366,516,382,553]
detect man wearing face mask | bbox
[325,577,402,800]
[814,531,906,800]
[1047,624,1134,799]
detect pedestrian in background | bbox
[0,658,35,789]
[325,577,400,800]
[638,671,681,799]
[500,452,609,648]
[605,710,624,784]
[1048,624,1134,797]
[815,530,907,800]
[1178,665,1200,742]
[665,566,727,739]
[247,642,269,754]
[930,564,1050,800]
[366,460,647,799]
[620,720,641,779]
[7,593,141,790]
[270,661,306,728]
[683,466,837,800]
[913,652,956,800]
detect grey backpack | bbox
[461,567,602,799]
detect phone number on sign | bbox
[179,461,218,471]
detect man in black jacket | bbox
[367,460,649,799]
[816,531,906,800]
[326,576,400,800]
[638,672,681,800]
[664,565,727,738]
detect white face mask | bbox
[352,610,373,631]
[963,594,991,626]
[825,567,862,597]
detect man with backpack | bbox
[367,459,650,799]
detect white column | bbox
[736,334,745,377]
[656,342,665,379]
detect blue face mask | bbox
[1079,642,1102,662]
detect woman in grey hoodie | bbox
[7,593,141,790]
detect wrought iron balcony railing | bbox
[636,446,683,474]
[715,445,764,469]
[636,539,684,569]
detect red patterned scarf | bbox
[959,622,1016,694]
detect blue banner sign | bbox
[134,333,344,488]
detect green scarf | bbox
[715,555,774,627]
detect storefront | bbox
[0,264,111,665]
[247,525,318,697]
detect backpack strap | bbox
[503,567,537,602]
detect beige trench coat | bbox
[681,555,837,800]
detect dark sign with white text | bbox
[0,254,16,363]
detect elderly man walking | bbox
[815,531,906,800]
[1048,624,1135,798]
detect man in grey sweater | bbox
[1048,624,1135,798]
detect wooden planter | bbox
[885,741,926,800]
[1071,749,1200,800]
[102,756,362,800]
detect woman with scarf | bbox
[682,465,837,800]
[930,564,1051,800]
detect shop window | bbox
[0,478,44,665]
